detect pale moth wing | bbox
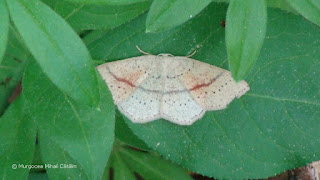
[97,54,249,125]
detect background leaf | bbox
[28,172,49,180]
[23,60,115,180]
[6,0,99,107]
[64,0,150,5]
[287,0,320,26]
[109,141,192,180]
[39,135,90,179]
[29,144,44,174]
[0,26,30,115]
[85,3,320,179]
[115,110,151,151]
[0,96,37,180]
[267,0,296,13]
[43,0,152,31]
[0,0,9,64]
[226,0,267,81]
[112,152,136,180]
[119,147,192,180]
[146,0,212,32]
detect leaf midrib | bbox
[245,93,320,106]
[67,97,95,178]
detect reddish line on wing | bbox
[190,78,216,91]
[189,73,223,91]
[110,73,136,87]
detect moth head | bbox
[157,53,174,57]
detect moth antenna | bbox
[136,45,151,55]
[185,50,197,58]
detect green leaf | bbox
[64,0,150,5]
[6,0,99,107]
[119,148,192,180]
[226,0,267,81]
[28,172,49,180]
[212,0,228,3]
[112,152,136,180]
[115,109,151,151]
[0,0,9,64]
[109,141,191,180]
[85,3,320,179]
[0,96,37,179]
[101,157,111,180]
[287,0,320,26]
[39,134,91,179]
[43,0,152,31]
[29,144,44,173]
[23,59,115,180]
[146,0,212,32]
[0,25,30,115]
[267,0,296,13]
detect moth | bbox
[97,47,249,125]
